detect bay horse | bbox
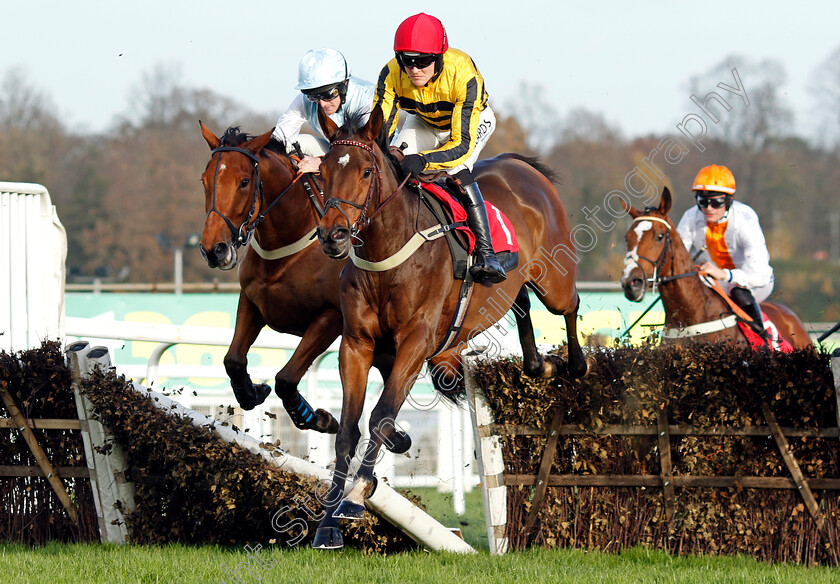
[309,107,588,549]
[620,187,811,348]
[199,122,365,434]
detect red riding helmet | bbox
[394,13,449,55]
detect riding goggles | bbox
[696,194,728,209]
[397,52,437,69]
[302,84,341,102]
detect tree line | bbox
[1,51,838,321]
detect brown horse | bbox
[199,122,347,433]
[620,187,811,348]
[309,107,587,549]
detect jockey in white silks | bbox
[272,48,375,174]
[676,164,774,335]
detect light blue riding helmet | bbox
[295,48,350,91]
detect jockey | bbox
[273,48,375,174]
[373,13,506,284]
[676,164,774,335]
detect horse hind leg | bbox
[561,293,588,378]
[530,285,588,379]
[512,285,553,378]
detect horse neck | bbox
[257,152,319,246]
[659,227,727,328]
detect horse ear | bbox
[361,104,384,143]
[200,120,220,150]
[247,129,273,155]
[659,187,672,215]
[621,197,641,218]
[318,107,340,142]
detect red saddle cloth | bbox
[738,313,794,353]
[421,182,519,254]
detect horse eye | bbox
[239,178,250,189]
[656,232,665,241]
[363,168,372,179]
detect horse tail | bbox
[495,152,560,185]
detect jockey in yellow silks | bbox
[373,12,505,284]
[676,164,774,335]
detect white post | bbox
[66,341,135,543]
[174,247,184,295]
[451,403,466,515]
[463,354,508,555]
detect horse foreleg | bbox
[224,296,271,410]
[312,337,373,550]
[335,330,429,521]
[276,308,343,433]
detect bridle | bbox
[322,139,409,241]
[206,145,309,248]
[629,215,698,293]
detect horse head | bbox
[620,187,676,302]
[315,106,389,259]
[199,121,273,270]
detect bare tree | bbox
[810,44,840,148]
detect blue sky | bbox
[2,0,837,139]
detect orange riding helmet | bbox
[692,165,736,195]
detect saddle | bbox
[737,315,794,353]
[414,179,520,281]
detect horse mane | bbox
[497,153,560,185]
[219,126,287,155]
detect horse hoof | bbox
[284,394,337,433]
[312,527,344,550]
[334,500,366,520]
[232,382,271,411]
[386,430,412,454]
[315,409,339,434]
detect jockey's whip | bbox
[817,321,840,343]
[619,295,662,340]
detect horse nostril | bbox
[213,242,229,261]
[331,228,350,243]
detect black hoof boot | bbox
[385,430,412,454]
[231,381,271,411]
[334,500,366,520]
[283,393,339,433]
[312,527,344,550]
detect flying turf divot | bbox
[67,341,475,554]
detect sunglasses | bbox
[696,195,728,209]
[398,53,437,69]
[302,85,341,102]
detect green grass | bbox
[408,486,488,550]
[1,543,837,584]
[1,490,835,583]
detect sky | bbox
[2,1,837,140]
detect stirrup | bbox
[469,255,506,283]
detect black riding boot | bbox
[456,181,506,284]
[731,286,766,336]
